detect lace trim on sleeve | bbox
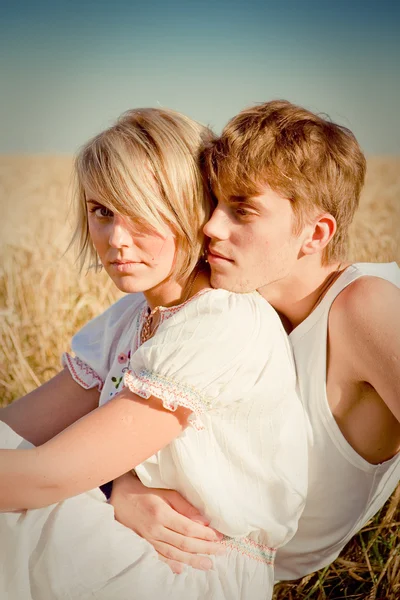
[123,369,212,431]
[62,352,104,391]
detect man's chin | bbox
[210,271,252,293]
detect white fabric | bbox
[275,262,400,580]
[0,289,308,600]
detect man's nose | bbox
[203,207,230,240]
[108,215,133,248]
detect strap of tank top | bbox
[290,262,399,344]
[323,261,399,308]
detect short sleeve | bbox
[123,289,280,430]
[62,293,145,391]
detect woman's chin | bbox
[116,282,146,294]
[109,275,147,295]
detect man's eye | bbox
[235,207,251,217]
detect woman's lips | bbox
[110,261,144,273]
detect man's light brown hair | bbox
[203,100,367,264]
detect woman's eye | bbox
[99,207,113,218]
[90,206,113,218]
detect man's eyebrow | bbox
[229,195,263,207]
[228,195,246,203]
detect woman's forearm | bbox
[0,389,190,511]
[0,448,62,511]
[0,369,100,447]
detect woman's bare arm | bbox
[1,373,223,568]
[0,386,191,511]
[0,369,100,446]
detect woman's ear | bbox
[301,213,337,255]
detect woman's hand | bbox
[109,472,225,574]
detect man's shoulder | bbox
[331,274,398,325]
[329,274,399,369]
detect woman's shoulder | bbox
[74,293,146,343]
[175,288,281,325]
[154,288,285,349]
[104,293,147,326]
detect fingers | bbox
[151,528,226,572]
[161,528,225,557]
[109,478,226,574]
[165,489,210,525]
[158,554,185,574]
[160,503,222,542]
[154,541,218,572]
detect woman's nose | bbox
[108,215,133,248]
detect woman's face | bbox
[86,195,177,297]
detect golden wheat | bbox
[0,156,399,599]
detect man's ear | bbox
[301,213,337,255]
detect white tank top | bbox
[274,262,400,581]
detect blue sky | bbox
[1,0,399,154]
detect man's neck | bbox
[258,259,349,333]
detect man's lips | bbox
[207,248,234,262]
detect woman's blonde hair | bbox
[72,107,215,279]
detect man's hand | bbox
[109,471,225,573]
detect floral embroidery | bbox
[110,350,131,389]
[137,305,150,351]
[136,290,211,349]
[221,536,276,566]
[159,289,211,317]
[123,368,212,431]
[111,375,124,389]
[62,353,104,391]
[118,353,128,364]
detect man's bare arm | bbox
[336,276,400,421]
[110,472,224,573]
[0,369,100,446]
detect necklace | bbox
[140,266,202,345]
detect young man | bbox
[109,100,400,580]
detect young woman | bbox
[0,108,308,600]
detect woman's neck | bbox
[144,265,211,310]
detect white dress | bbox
[0,289,308,600]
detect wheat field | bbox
[0,156,399,599]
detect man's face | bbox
[203,185,306,293]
